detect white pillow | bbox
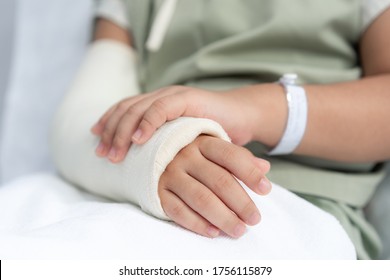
[0,0,94,183]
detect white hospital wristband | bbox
[268,74,308,155]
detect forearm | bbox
[90,7,390,165]
[249,74,390,162]
[301,74,390,162]
[50,39,233,220]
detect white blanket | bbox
[0,173,355,259]
[0,0,356,260]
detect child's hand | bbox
[159,135,271,238]
[92,86,260,163]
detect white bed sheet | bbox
[0,0,357,259]
[0,173,355,259]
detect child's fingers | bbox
[165,172,247,238]
[98,89,178,162]
[106,109,143,163]
[92,94,147,136]
[91,103,118,136]
[198,137,272,195]
[98,96,158,161]
[96,103,131,158]
[93,94,153,158]
[132,94,189,144]
[159,189,220,238]
[131,87,207,144]
[108,94,169,162]
[186,153,261,226]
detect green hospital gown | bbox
[124,0,385,259]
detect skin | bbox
[91,8,390,236]
[92,19,272,238]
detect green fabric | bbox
[268,158,385,208]
[246,142,385,207]
[127,0,362,90]
[124,0,383,259]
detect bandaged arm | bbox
[49,40,230,220]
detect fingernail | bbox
[258,178,272,194]
[207,226,220,238]
[132,129,142,142]
[233,223,246,238]
[108,148,117,161]
[95,142,105,156]
[248,212,261,225]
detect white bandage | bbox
[268,74,308,155]
[49,40,230,220]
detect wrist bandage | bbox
[268,74,308,155]
[49,40,230,220]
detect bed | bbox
[0,0,389,259]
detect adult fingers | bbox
[197,136,272,195]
